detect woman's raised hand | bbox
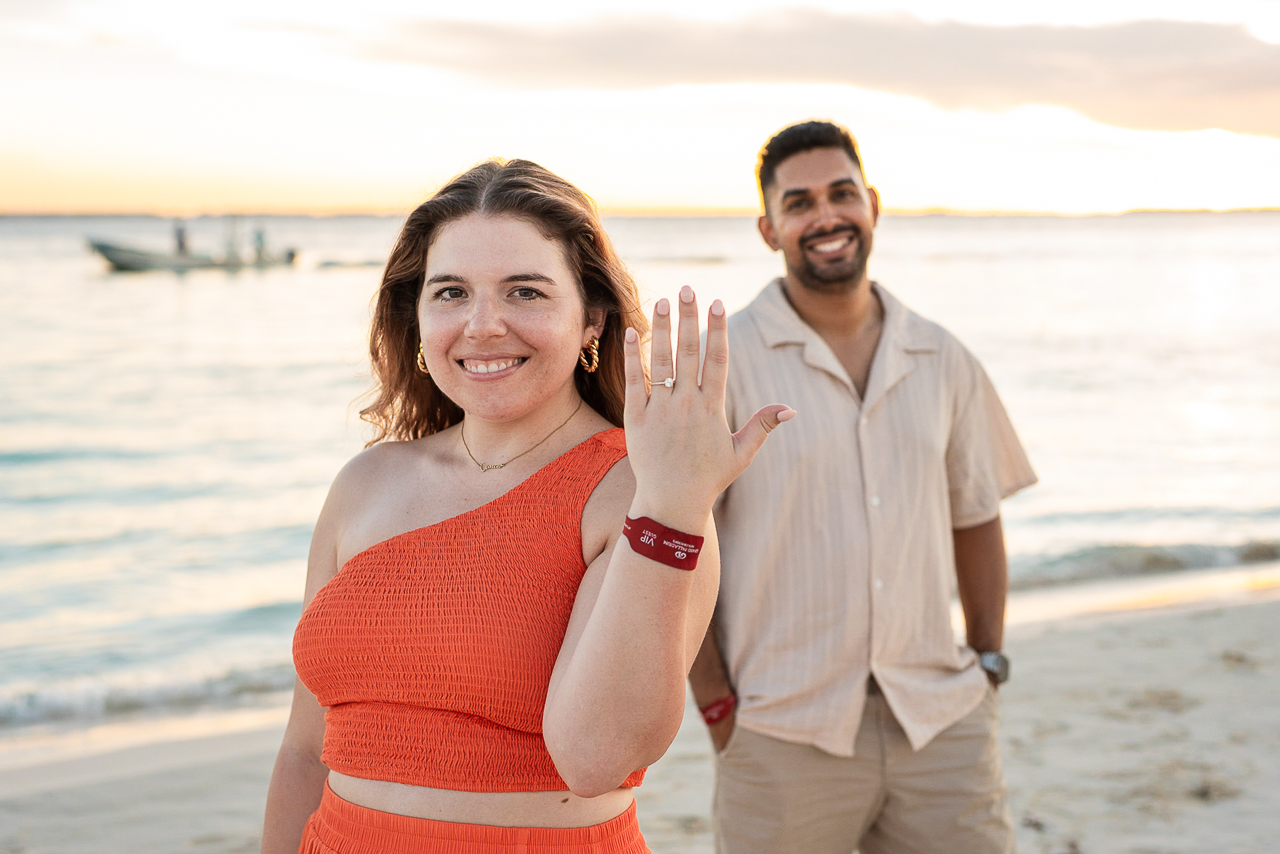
[623,286,795,527]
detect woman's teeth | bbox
[463,358,524,374]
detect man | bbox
[689,120,1036,854]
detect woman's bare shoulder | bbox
[327,441,401,502]
[323,431,454,518]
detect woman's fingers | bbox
[622,326,647,425]
[625,286,793,513]
[650,298,674,389]
[674,286,701,387]
[699,300,729,406]
[733,405,797,461]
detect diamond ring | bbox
[662,377,675,389]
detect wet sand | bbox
[2,566,1277,854]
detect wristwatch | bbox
[978,651,1010,685]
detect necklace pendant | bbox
[459,398,583,475]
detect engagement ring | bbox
[662,377,675,388]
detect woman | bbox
[262,159,792,853]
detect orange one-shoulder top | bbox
[292,428,646,792]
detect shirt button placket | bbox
[860,411,879,510]
[860,407,882,685]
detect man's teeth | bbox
[811,236,851,252]
[464,358,523,374]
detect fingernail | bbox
[711,300,725,317]
[779,408,797,422]
[626,327,637,343]
[656,299,670,316]
[680,286,694,304]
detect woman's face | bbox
[418,213,600,423]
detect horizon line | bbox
[3,206,1279,219]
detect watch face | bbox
[980,652,1010,683]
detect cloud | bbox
[368,11,1280,138]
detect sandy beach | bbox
[2,565,1277,854]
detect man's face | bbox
[758,148,880,294]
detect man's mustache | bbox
[802,225,859,244]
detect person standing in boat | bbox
[261,158,794,854]
[173,219,188,256]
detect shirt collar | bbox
[747,278,939,407]
[865,283,939,411]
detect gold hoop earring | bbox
[578,337,599,373]
[416,343,429,375]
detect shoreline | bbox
[2,563,1278,852]
[8,560,1272,781]
[991,558,1280,636]
[0,705,289,800]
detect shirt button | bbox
[869,496,881,507]
[874,579,883,591]
[860,416,869,426]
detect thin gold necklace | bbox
[460,399,583,472]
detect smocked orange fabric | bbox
[299,781,651,853]
[293,428,646,792]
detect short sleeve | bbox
[945,354,1037,529]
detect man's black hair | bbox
[757,121,864,206]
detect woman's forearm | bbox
[543,513,718,797]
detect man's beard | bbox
[789,228,872,294]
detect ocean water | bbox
[1,212,1277,739]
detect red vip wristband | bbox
[622,516,705,571]
[699,694,736,726]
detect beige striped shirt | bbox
[714,280,1036,755]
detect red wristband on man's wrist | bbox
[700,694,736,725]
[623,516,704,571]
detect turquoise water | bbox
[1,212,1277,734]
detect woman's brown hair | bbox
[361,159,649,445]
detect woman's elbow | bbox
[546,733,634,798]
[546,718,679,799]
[562,767,630,800]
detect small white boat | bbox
[89,240,297,272]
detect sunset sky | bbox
[2,0,1279,214]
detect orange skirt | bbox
[299,782,651,854]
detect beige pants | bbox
[713,686,1013,854]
